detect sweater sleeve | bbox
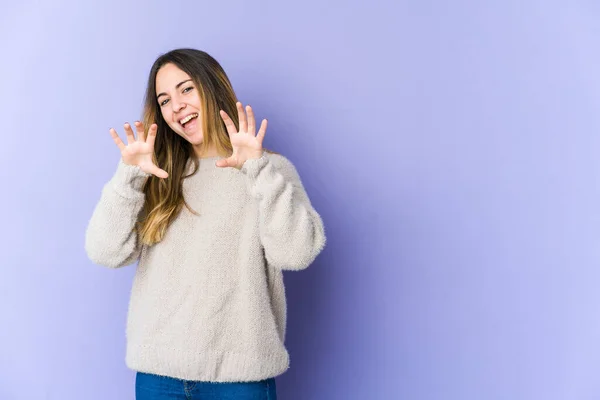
[85,159,150,268]
[240,153,326,271]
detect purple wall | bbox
[2,1,599,399]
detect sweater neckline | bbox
[191,156,224,172]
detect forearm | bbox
[85,160,150,268]
[241,154,326,270]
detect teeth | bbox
[180,113,198,125]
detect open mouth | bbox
[179,113,199,128]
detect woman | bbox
[85,48,326,399]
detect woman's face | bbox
[155,63,204,145]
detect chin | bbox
[176,128,202,142]
[186,133,204,146]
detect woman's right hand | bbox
[109,121,168,179]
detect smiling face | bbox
[155,63,204,146]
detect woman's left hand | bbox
[217,102,268,169]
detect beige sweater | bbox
[84,152,326,382]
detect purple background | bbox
[2,1,600,399]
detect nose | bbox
[171,98,186,113]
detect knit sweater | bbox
[84,152,326,382]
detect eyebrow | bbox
[156,79,193,99]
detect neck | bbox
[194,144,219,159]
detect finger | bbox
[215,157,234,168]
[256,119,268,144]
[237,102,248,133]
[146,124,158,148]
[246,105,256,135]
[135,121,146,142]
[109,128,126,151]
[149,165,168,179]
[220,110,237,136]
[124,123,135,144]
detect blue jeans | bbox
[135,372,278,400]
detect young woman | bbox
[85,48,326,399]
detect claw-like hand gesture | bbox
[109,121,168,179]
[217,102,267,169]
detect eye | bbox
[183,86,193,94]
[160,98,170,106]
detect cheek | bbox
[160,108,169,120]
[161,109,176,128]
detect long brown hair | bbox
[137,48,240,246]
